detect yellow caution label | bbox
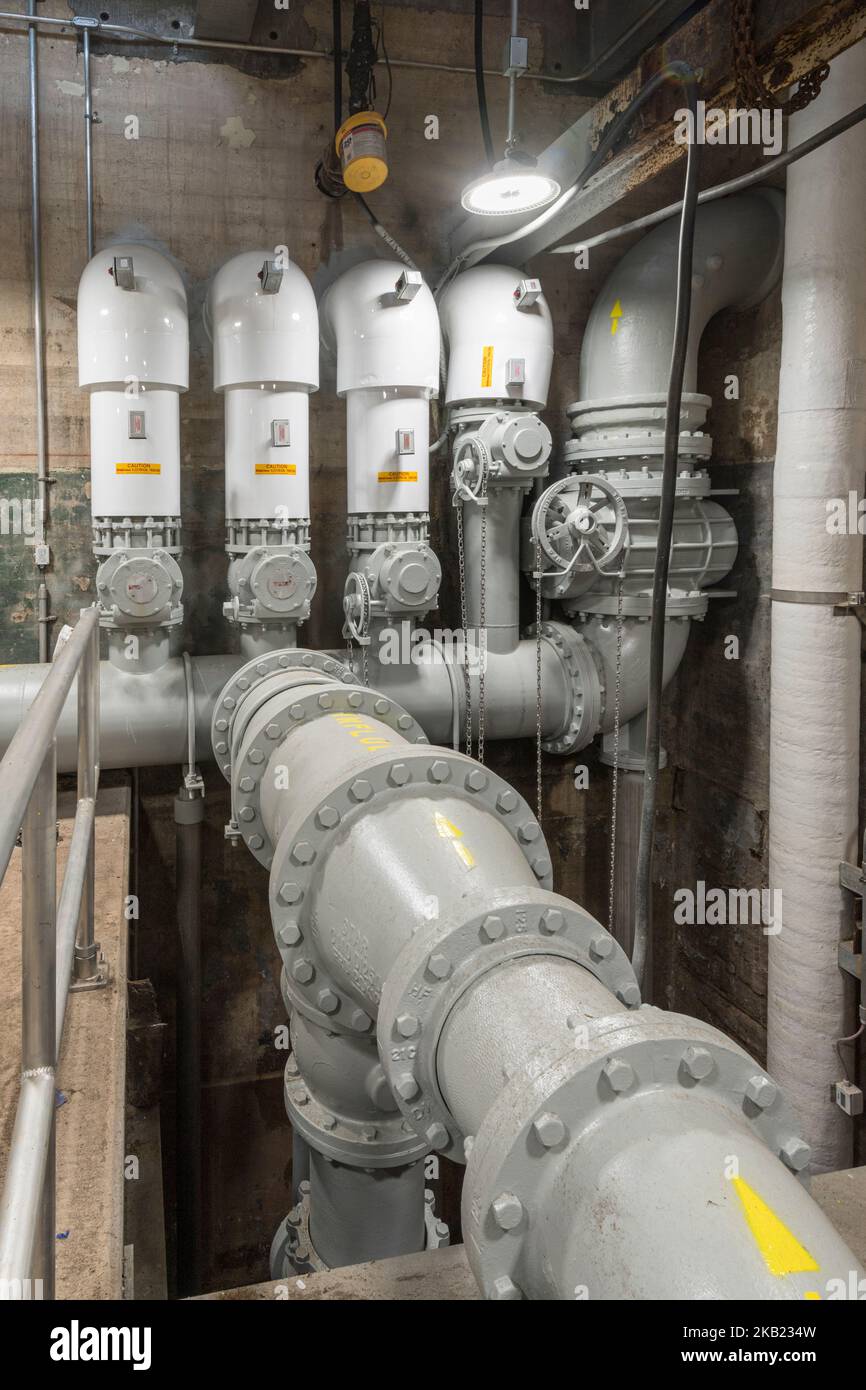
[378,470,418,483]
[481,345,494,388]
[255,463,297,475]
[434,811,476,870]
[610,298,623,336]
[115,462,161,475]
[731,1177,820,1277]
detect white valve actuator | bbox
[77,243,188,518]
[208,251,319,522]
[439,264,553,410]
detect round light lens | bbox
[461,167,561,216]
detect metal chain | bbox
[362,642,369,688]
[606,570,626,937]
[731,0,830,115]
[456,498,472,758]
[535,535,543,825]
[477,459,489,767]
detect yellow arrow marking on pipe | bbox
[610,299,623,336]
[731,1177,820,1277]
[434,811,476,869]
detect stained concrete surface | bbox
[0,784,129,1299]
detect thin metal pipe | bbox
[0,1070,55,1294]
[82,25,94,260]
[27,0,49,661]
[175,784,204,1298]
[55,796,96,1041]
[0,8,503,77]
[0,606,98,897]
[73,619,99,984]
[21,740,57,1297]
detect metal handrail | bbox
[0,605,101,1300]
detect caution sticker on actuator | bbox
[115,462,161,474]
[378,470,418,483]
[481,345,494,388]
[255,464,297,475]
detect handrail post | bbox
[21,739,57,1297]
[72,616,104,989]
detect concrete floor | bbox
[0,785,128,1299]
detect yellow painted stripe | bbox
[731,1177,819,1277]
[610,298,623,336]
[434,811,476,869]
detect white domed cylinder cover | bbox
[320,260,440,515]
[209,251,319,524]
[439,264,553,410]
[77,244,188,519]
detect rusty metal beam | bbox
[455,0,866,266]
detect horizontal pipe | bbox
[0,607,98,884]
[55,796,96,1043]
[0,1069,54,1291]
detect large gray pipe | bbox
[223,655,862,1299]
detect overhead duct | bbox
[767,41,866,1173]
[210,650,863,1299]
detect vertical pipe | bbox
[463,487,523,654]
[82,27,94,262]
[307,1152,425,1269]
[175,784,204,1297]
[28,0,50,662]
[73,621,100,984]
[767,41,866,1171]
[21,741,57,1296]
[505,0,519,151]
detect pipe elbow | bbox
[208,250,319,393]
[319,259,440,397]
[579,189,785,402]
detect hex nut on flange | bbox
[744,1075,778,1110]
[491,1192,524,1231]
[602,1057,634,1093]
[532,1112,566,1148]
[395,1074,419,1101]
[427,952,451,979]
[489,1275,522,1301]
[396,1013,420,1038]
[681,1045,714,1080]
[780,1136,811,1172]
[481,915,505,942]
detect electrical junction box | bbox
[128,409,146,440]
[260,260,283,294]
[396,429,415,456]
[834,1079,864,1116]
[113,256,135,290]
[514,278,542,309]
[395,270,423,302]
[503,35,528,76]
[271,420,291,447]
[506,358,526,390]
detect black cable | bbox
[375,3,392,121]
[474,0,494,167]
[333,0,342,131]
[631,67,701,992]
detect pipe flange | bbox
[283,1053,428,1169]
[462,1007,808,1301]
[211,648,356,778]
[233,683,428,871]
[526,621,604,754]
[377,887,640,1165]
[559,461,713,500]
[272,750,555,1036]
[566,592,710,621]
[270,1187,327,1279]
